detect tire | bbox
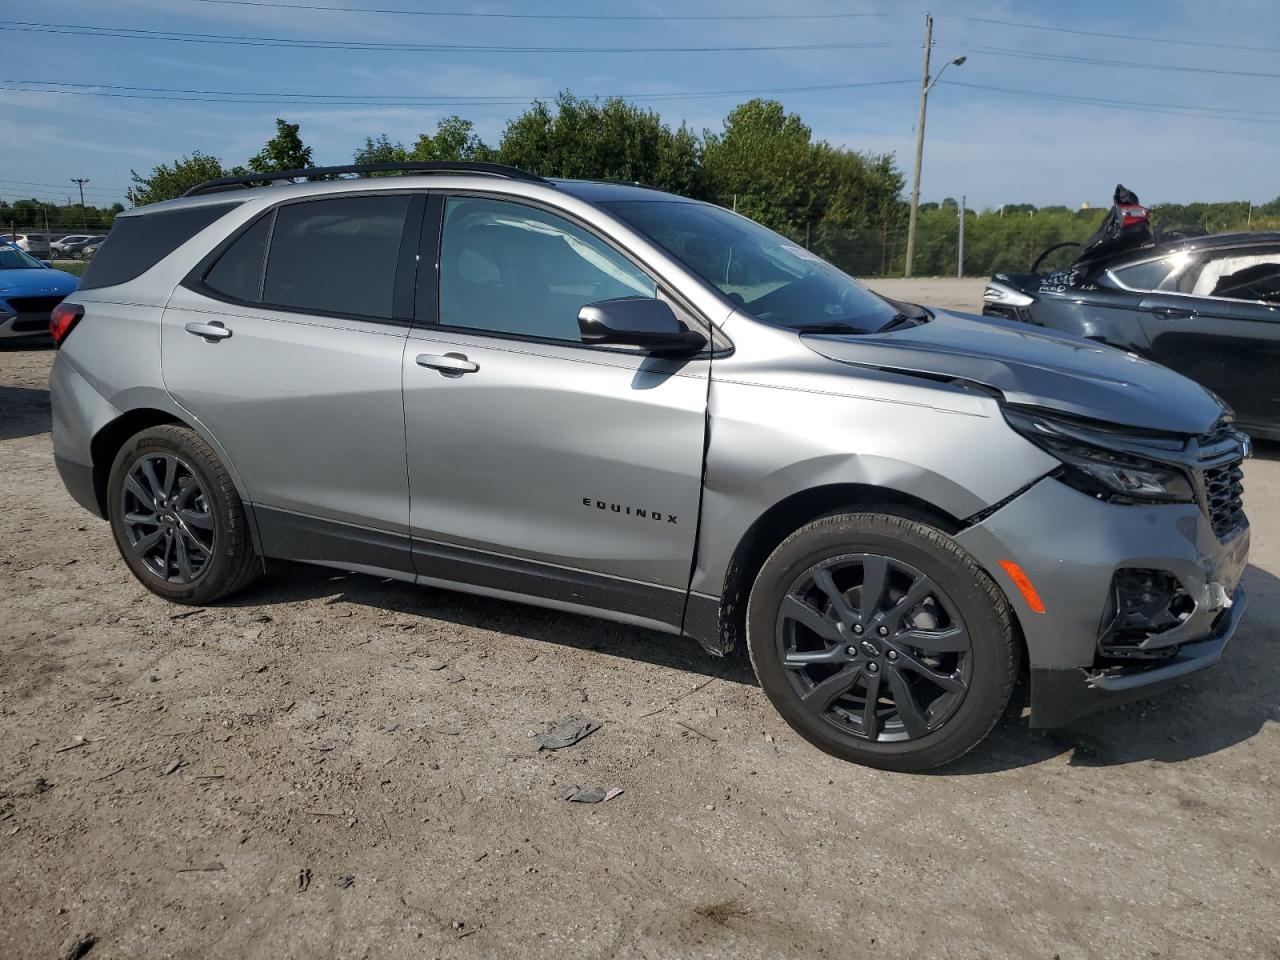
[746,512,1017,773]
[107,424,260,604]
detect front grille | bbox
[1195,424,1247,540]
[1203,462,1245,539]
[7,295,64,314]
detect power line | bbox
[183,0,908,21]
[0,77,918,108]
[959,16,1280,56]
[0,20,908,54]
[938,80,1280,125]
[976,46,1280,81]
[0,178,127,195]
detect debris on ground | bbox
[533,716,601,751]
[297,868,311,891]
[336,874,355,889]
[561,785,623,804]
[176,862,225,873]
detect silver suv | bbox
[49,162,1251,771]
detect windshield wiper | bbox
[792,321,869,335]
[876,308,931,333]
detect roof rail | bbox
[181,161,549,198]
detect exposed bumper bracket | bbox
[1028,585,1247,728]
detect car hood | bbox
[801,309,1225,435]
[0,268,78,297]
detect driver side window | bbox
[437,196,656,342]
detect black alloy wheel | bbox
[776,553,971,742]
[120,453,216,583]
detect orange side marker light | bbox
[998,559,1046,614]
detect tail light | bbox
[1119,204,1149,228]
[49,302,84,347]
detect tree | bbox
[498,94,703,195]
[353,134,408,171]
[702,99,817,237]
[410,116,494,162]
[128,152,228,206]
[249,118,314,173]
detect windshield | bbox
[604,200,900,333]
[0,245,44,270]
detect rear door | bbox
[401,193,710,629]
[163,192,424,571]
[1134,246,1280,431]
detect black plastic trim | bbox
[393,194,427,323]
[255,506,415,575]
[412,536,687,630]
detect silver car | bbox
[49,162,1251,771]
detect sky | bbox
[1,0,1277,211]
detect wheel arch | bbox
[689,481,1031,677]
[88,406,251,530]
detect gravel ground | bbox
[2,281,1278,958]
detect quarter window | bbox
[437,196,656,342]
[204,213,271,302]
[262,194,410,320]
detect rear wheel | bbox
[107,425,260,604]
[747,512,1016,772]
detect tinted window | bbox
[204,213,271,302]
[263,194,409,319]
[438,196,655,341]
[79,204,238,291]
[1112,255,1188,292]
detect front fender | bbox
[690,374,1057,598]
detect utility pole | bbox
[71,178,90,229]
[904,13,933,278]
[957,194,965,278]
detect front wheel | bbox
[746,513,1017,772]
[107,424,260,604]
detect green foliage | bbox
[353,134,409,168]
[1,197,122,234]
[127,151,228,206]
[497,94,702,195]
[411,116,495,162]
[248,118,314,173]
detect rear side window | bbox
[204,213,272,302]
[262,194,409,320]
[79,204,238,291]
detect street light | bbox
[904,12,966,277]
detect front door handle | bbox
[185,320,232,342]
[1152,307,1194,320]
[416,352,479,375]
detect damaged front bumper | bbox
[1028,585,1246,728]
[956,475,1250,728]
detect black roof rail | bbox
[181,161,549,198]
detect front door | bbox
[402,194,710,629]
[163,193,422,570]
[1137,246,1280,432]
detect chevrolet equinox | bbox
[49,162,1251,771]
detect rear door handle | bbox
[185,320,232,341]
[1152,307,1194,320]
[416,352,479,375]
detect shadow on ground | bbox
[210,551,1278,777]
[0,385,51,441]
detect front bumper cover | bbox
[956,475,1249,726]
[1028,585,1246,728]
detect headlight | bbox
[983,281,1034,307]
[1004,408,1194,503]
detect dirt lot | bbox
[3,283,1279,959]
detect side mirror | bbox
[577,297,706,354]
[40,260,52,268]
